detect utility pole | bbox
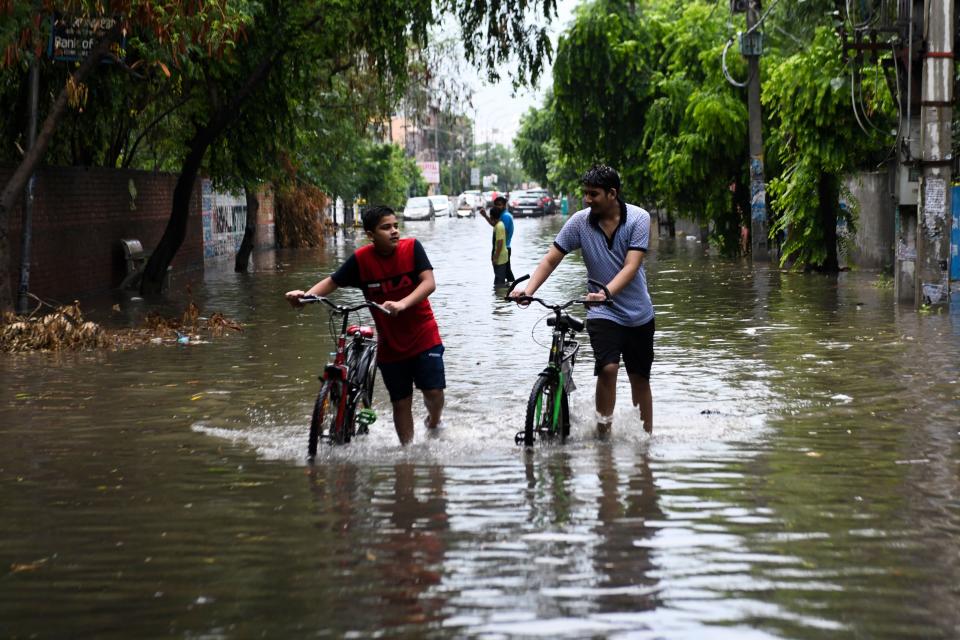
[915,0,954,307]
[16,60,40,314]
[744,0,770,261]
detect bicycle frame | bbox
[300,296,387,451]
[506,275,611,446]
[531,314,580,437]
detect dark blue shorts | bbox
[377,344,446,402]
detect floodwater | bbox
[2,213,959,639]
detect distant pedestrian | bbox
[488,207,510,286]
[480,196,515,283]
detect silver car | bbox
[428,195,452,217]
[402,196,434,221]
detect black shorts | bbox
[377,344,446,402]
[586,318,655,378]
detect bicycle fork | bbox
[533,368,564,431]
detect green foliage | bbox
[515,101,554,188]
[551,0,658,202]
[354,142,425,209]
[763,27,894,269]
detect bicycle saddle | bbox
[347,324,375,338]
[547,314,584,332]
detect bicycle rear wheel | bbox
[524,373,568,447]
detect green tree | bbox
[0,0,558,308]
[0,0,250,307]
[641,1,748,253]
[551,0,659,203]
[763,27,894,271]
[515,101,554,189]
[355,142,426,209]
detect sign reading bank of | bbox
[48,14,125,62]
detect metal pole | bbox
[915,0,954,307]
[16,59,40,314]
[434,109,440,195]
[745,1,770,261]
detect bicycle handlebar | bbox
[298,295,392,316]
[504,275,613,310]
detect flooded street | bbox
[2,214,960,638]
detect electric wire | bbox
[850,65,873,135]
[721,37,752,88]
[721,0,781,88]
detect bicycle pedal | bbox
[357,408,377,426]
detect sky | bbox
[462,0,580,148]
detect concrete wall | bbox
[844,169,895,270]
[3,166,203,301]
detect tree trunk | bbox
[139,128,212,294]
[235,185,258,272]
[817,173,840,273]
[0,27,120,311]
[139,51,283,294]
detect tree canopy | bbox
[514,0,898,265]
[0,0,559,307]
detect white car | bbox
[402,196,434,221]
[428,195,452,217]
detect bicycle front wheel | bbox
[308,380,349,457]
[524,373,568,447]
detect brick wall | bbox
[2,166,203,301]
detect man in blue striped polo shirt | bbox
[510,165,654,438]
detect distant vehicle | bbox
[428,195,452,217]
[482,190,503,208]
[508,190,549,217]
[525,188,557,215]
[456,190,482,217]
[402,196,434,221]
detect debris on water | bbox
[1,299,242,353]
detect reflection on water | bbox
[1,216,959,638]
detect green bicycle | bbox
[506,275,611,447]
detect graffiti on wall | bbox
[201,179,247,261]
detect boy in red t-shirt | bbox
[285,206,445,445]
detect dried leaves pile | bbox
[1,301,243,353]
[275,183,330,248]
[1,302,108,352]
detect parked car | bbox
[428,195,452,217]
[402,196,434,221]
[525,188,557,215]
[507,190,549,217]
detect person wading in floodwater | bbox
[509,165,655,438]
[285,205,445,445]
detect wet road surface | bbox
[2,214,959,638]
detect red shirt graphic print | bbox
[351,239,442,363]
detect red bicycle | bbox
[299,295,387,457]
